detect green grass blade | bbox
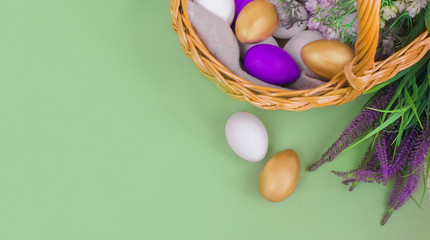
[345,112,403,151]
[411,196,423,209]
[404,88,423,128]
[381,80,407,123]
[420,150,430,205]
[407,10,425,44]
[425,3,430,32]
[367,105,411,114]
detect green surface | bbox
[1,1,429,239]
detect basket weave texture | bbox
[170,0,430,111]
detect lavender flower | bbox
[303,0,357,44]
[382,172,403,225]
[309,86,396,171]
[332,169,383,184]
[408,126,430,170]
[342,179,358,186]
[383,169,420,225]
[307,17,321,31]
[387,172,404,210]
[382,125,430,225]
[394,172,420,210]
[340,144,377,191]
[375,132,390,183]
[337,127,420,193]
[386,129,418,177]
[304,0,317,14]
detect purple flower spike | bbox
[366,153,380,172]
[386,129,418,177]
[383,125,430,225]
[309,86,396,171]
[409,126,430,171]
[381,210,393,226]
[375,132,390,184]
[394,172,420,210]
[393,126,430,209]
[388,173,404,209]
[332,169,383,184]
[342,179,357,186]
[346,144,377,191]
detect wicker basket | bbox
[170,0,430,111]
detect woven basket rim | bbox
[170,0,430,111]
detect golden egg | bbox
[259,149,300,202]
[301,39,355,80]
[235,0,279,44]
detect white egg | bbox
[283,30,323,70]
[272,2,308,39]
[195,0,235,25]
[225,112,268,162]
[239,36,278,58]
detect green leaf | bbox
[380,78,408,123]
[406,10,425,44]
[411,196,422,209]
[426,3,430,33]
[427,75,430,117]
[420,150,430,205]
[404,88,423,128]
[427,58,430,79]
[367,105,411,114]
[345,112,403,151]
[401,108,416,131]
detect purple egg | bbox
[234,0,254,17]
[231,0,254,29]
[244,44,300,85]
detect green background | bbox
[1,0,429,239]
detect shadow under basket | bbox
[170,0,430,111]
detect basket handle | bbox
[344,0,381,91]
